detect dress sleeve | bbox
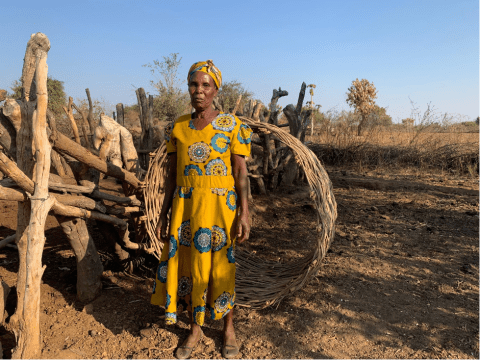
[230,120,252,156]
[164,121,177,153]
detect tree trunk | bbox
[56,216,103,303]
[136,88,153,169]
[11,32,53,359]
[357,114,365,136]
[116,103,124,127]
[63,97,81,144]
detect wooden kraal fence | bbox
[143,116,337,309]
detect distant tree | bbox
[370,105,392,127]
[216,80,254,113]
[346,78,377,135]
[10,77,66,119]
[476,116,479,126]
[402,118,415,130]
[143,53,189,122]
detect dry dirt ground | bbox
[0,166,478,359]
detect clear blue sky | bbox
[1,0,478,122]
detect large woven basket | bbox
[143,117,337,309]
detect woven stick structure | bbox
[143,117,337,309]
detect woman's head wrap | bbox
[187,60,222,89]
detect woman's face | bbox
[188,71,218,112]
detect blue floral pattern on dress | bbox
[193,227,212,253]
[188,142,211,163]
[184,164,203,176]
[211,133,230,153]
[212,114,236,132]
[157,261,168,283]
[189,119,196,130]
[211,225,227,252]
[193,305,206,326]
[226,190,237,211]
[165,291,171,308]
[178,186,193,199]
[165,312,177,325]
[237,123,252,144]
[205,158,227,176]
[177,276,193,297]
[227,244,235,263]
[178,220,191,247]
[168,235,177,259]
[214,292,231,313]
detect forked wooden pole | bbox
[10,32,53,359]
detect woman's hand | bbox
[155,213,169,243]
[236,214,250,244]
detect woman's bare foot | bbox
[183,323,203,348]
[222,309,240,358]
[176,323,203,359]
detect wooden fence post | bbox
[116,103,124,127]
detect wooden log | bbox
[0,110,18,160]
[2,98,22,132]
[252,102,263,121]
[0,279,10,358]
[48,179,95,194]
[269,88,288,126]
[11,33,52,359]
[58,153,75,178]
[0,185,26,202]
[0,234,16,250]
[50,149,66,176]
[1,277,10,360]
[71,102,92,149]
[283,104,301,138]
[50,131,142,188]
[90,190,141,206]
[105,206,141,216]
[232,95,242,115]
[136,88,153,169]
[63,97,80,144]
[116,103,124,127]
[296,82,306,115]
[56,216,103,303]
[0,155,95,194]
[0,181,105,214]
[1,279,10,323]
[85,88,95,131]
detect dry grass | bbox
[308,126,479,176]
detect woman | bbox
[151,60,252,359]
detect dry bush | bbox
[346,78,377,136]
[308,105,479,176]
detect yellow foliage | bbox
[346,78,377,116]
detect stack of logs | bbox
[0,33,153,358]
[0,33,315,358]
[215,83,313,195]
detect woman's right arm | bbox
[155,153,177,242]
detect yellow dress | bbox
[151,112,252,326]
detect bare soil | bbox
[0,166,478,359]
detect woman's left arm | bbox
[231,153,250,243]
